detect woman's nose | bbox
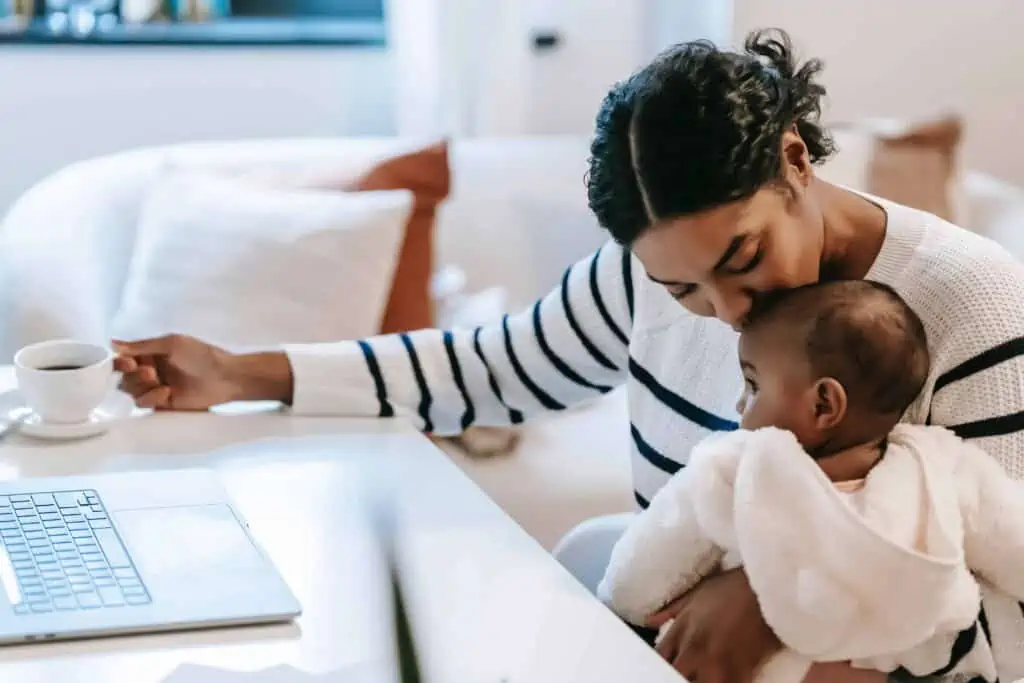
[709,289,751,330]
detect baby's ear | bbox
[812,377,847,430]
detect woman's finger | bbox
[656,614,688,662]
[647,594,688,628]
[135,386,172,409]
[113,355,138,373]
[119,371,161,397]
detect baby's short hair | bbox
[746,280,930,417]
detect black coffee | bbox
[38,364,85,372]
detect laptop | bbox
[0,468,300,644]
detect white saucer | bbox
[0,388,136,441]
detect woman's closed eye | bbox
[722,245,765,275]
[669,284,697,300]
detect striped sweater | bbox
[285,196,1024,682]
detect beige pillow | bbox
[823,115,965,224]
[112,171,413,351]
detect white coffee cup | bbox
[14,340,114,424]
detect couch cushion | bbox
[241,141,452,333]
[111,171,412,349]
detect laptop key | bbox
[77,592,102,609]
[94,576,116,587]
[13,603,30,615]
[96,586,124,606]
[125,594,150,606]
[90,520,112,530]
[55,492,80,509]
[113,567,135,579]
[53,595,77,611]
[31,494,55,507]
[29,600,53,613]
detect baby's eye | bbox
[744,378,758,393]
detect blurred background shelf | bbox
[0,17,385,46]
[0,0,385,46]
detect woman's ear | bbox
[813,377,847,430]
[782,128,812,187]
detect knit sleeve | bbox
[282,242,634,433]
[925,264,1024,480]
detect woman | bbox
[115,30,1024,683]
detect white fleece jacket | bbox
[598,425,1024,682]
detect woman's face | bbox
[630,133,825,330]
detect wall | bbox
[735,0,1024,185]
[0,46,392,213]
[388,0,733,137]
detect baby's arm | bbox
[957,440,1024,598]
[597,465,725,625]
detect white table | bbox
[0,368,680,683]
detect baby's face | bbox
[736,330,822,446]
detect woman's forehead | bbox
[631,197,759,281]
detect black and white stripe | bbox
[347,244,632,433]
[629,358,738,432]
[929,337,1024,440]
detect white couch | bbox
[2,136,1023,550]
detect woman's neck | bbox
[815,180,889,281]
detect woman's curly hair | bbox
[586,28,836,245]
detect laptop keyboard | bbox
[0,490,151,615]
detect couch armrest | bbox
[0,152,162,360]
[962,171,1024,259]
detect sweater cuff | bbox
[283,341,381,417]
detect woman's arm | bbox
[281,242,634,432]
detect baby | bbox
[599,280,1024,683]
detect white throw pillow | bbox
[112,171,412,350]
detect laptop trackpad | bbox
[115,505,268,598]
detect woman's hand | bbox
[113,334,293,410]
[802,662,887,683]
[646,568,780,683]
